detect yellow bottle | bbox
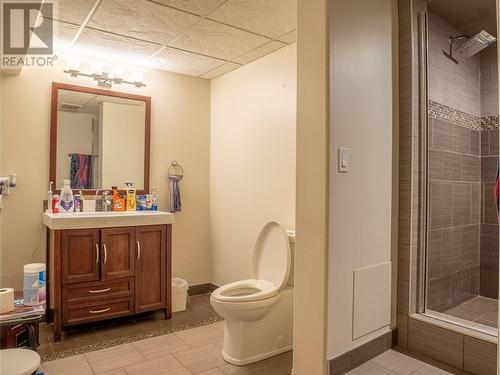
[125,183,136,211]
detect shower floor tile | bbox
[444,296,498,328]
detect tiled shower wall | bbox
[479,46,499,299]
[427,117,481,312]
[427,12,499,312]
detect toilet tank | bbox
[286,229,295,286]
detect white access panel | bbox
[352,261,392,340]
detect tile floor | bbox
[444,296,498,328]
[41,336,465,375]
[38,294,221,361]
[38,293,468,375]
[41,320,294,375]
[345,349,464,374]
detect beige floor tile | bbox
[95,369,128,375]
[411,364,456,374]
[347,361,398,374]
[85,343,145,373]
[198,369,226,375]
[371,350,425,375]
[175,324,224,347]
[124,354,191,375]
[132,333,190,359]
[42,354,94,375]
[174,344,226,374]
[212,321,225,332]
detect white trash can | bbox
[172,278,189,312]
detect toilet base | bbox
[221,287,293,366]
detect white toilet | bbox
[210,221,295,366]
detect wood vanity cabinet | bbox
[48,224,171,341]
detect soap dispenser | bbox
[59,180,74,213]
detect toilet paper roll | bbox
[0,288,14,314]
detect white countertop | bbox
[43,210,175,230]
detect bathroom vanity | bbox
[44,83,177,341]
[44,211,174,341]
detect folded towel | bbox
[168,175,182,213]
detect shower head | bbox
[442,31,497,64]
[456,30,497,57]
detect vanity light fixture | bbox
[64,61,146,88]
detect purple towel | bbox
[70,154,93,189]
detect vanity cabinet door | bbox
[135,225,166,313]
[101,228,135,281]
[62,229,100,284]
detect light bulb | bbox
[91,63,103,76]
[68,57,80,72]
[132,71,144,83]
[111,68,124,80]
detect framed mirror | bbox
[50,82,151,193]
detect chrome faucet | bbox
[101,191,111,212]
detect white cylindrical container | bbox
[0,288,14,313]
[23,263,46,306]
[172,278,189,312]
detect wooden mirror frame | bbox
[50,82,151,194]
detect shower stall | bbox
[424,0,499,334]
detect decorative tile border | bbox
[428,101,481,130]
[428,101,499,131]
[482,116,499,130]
[41,316,224,362]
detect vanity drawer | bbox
[63,278,134,305]
[63,297,133,326]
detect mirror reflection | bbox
[56,89,146,190]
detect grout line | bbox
[69,0,102,50]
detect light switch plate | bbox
[338,147,349,173]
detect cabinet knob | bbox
[137,241,141,260]
[95,244,99,264]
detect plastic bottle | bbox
[151,186,158,211]
[52,194,60,214]
[59,180,74,213]
[125,183,137,211]
[112,186,126,212]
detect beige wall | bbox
[328,0,395,359]
[0,61,212,290]
[294,0,330,373]
[209,44,297,287]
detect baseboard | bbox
[328,328,397,375]
[188,283,219,296]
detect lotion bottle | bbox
[59,180,74,213]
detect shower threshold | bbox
[425,296,498,338]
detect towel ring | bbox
[168,161,184,180]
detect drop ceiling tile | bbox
[233,40,286,64]
[201,62,240,79]
[169,19,270,60]
[208,0,296,39]
[153,47,225,76]
[47,0,97,24]
[73,27,161,65]
[151,0,226,16]
[87,0,199,45]
[277,30,296,44]
[54,21,79,52]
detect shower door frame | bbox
[397,0,498,372]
